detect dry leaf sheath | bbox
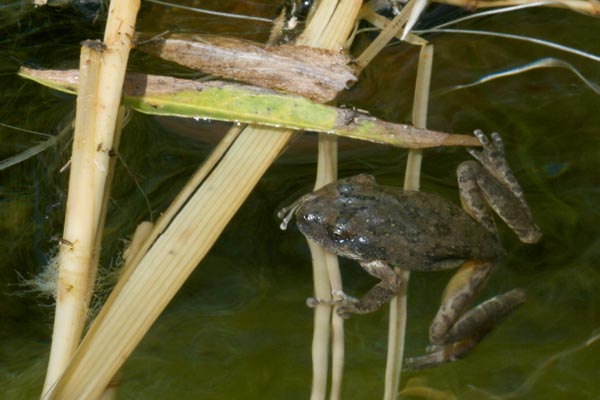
[137,34,356,102]
[19,67,479,149]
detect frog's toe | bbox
[331,290,361,318]
[306,291,359,310]
[469,130,508,172]
[473,130,505,157]
[473,129,490,145]
[336,307,353,319]
[490,131,505,154]
[331,289,358,303]
[425,343,443,353]
[306,297,334,308]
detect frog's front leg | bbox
[308,260,402,318]
[337,260,402,318]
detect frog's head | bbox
[278,174,380,260]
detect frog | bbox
[278,130,542,369]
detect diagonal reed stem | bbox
[43,1,362,399]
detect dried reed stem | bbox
[354,2,413,74]
[42,44,103,395]
[300,1,364,399]
[307,240,334,400]
[98,219,152,400]
[301,3,364,399]
[41,0,139,396]
[384,42,433,399]
[43,2,361,398]
[308,134,343,400]
[46,127,294,400]
[315,136,344,400]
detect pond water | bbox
[1,1,599,399]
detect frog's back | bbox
[343,187,505,271]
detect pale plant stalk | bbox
[42,44,103,395]
[327,250,345,400]
[42,1,362,399]
[42,0,139,393]
[46,126,296,400]
[300,2,363,400]
[66,125,242,367]
[360,5,428,46]
[87,106,127,308]
[123,222,155,267]
[350,3,422,397]
[384,42,433,399]
[106,124,244,296]
[83,105,127,399]
[307,240,333,400]
[98,220,153,400]
[307,133,344,400]
[354,2,414,74]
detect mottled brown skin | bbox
[293,174,505,271]
[279,130,542,368]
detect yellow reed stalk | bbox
[360,5,427,45]
[384,42,433,399]
[98,220,152,400]
[87,106,127,306]
[354,2,414,74]
[315,136,345,400]
[44,2,361,399]
[41,0,139,396]
[98,125,240,400]
[302,4,363,399]
[122,222,154,270]
[308,134,342,400]
[47,127,294,400]
[307,240,334,400]
[42,44,102,395]
[105,124,244,298]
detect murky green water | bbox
[1,1,599,399]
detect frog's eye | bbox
[301,212,319,223]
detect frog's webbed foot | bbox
[405,288,526,370]
[460,130,542,243]
[336,260,402,317]
[306,290,359,308]
[468,130,524,203]
[306,290,360,319]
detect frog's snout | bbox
[278,192,318,230]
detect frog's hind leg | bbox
[415,259,526,369]
[335,260,402,318]
[429,260,495,345]
[462,130,542,243]
[405,288,526,370]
